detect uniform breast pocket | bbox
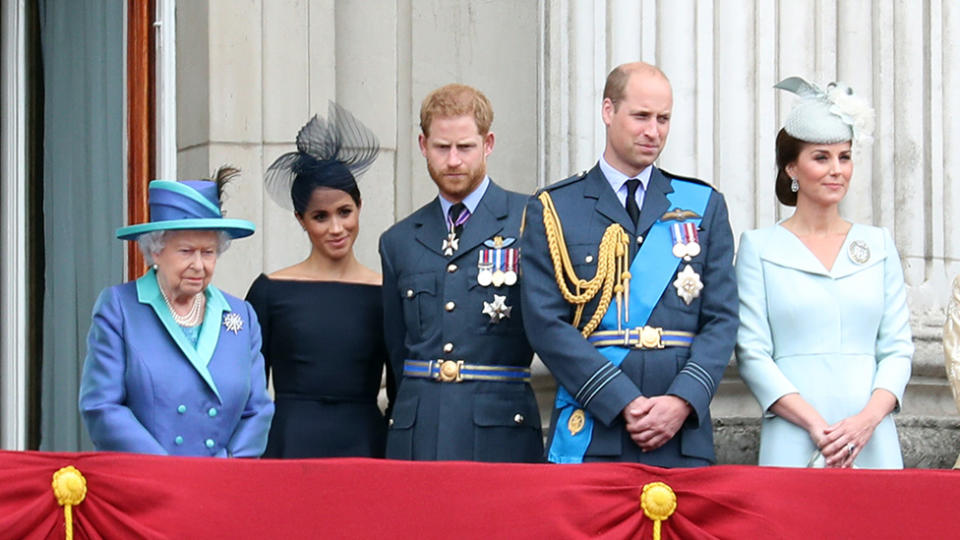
[467,267,524,335]
[398,273,438,339]
[568,242,600,281]
[472,392,543,462]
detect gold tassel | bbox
[641,482,677,540]
[52,466,87,540]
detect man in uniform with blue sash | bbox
[520,62,738,466]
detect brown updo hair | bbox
[774,128,808,206]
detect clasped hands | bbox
[809,413,879,468]
[622,395,692,452]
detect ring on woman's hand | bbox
[847,443,856,457]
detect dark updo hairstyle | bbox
[264,102,380,216]
[774,128,808,206]
[289,154,362,215]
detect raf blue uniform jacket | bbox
[379,180,543,462]
[79,269,275,457]
[520,165,738,466]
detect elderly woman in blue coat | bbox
[79,167,274,457]
[736,78,913,469]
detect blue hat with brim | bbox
[116,180,256,240]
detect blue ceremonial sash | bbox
[548,180,712,463]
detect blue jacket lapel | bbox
[635,167,672,236]
[583,165,635,233]
[413,199,449,256]
[136,269,225,400]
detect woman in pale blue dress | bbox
[735,77,913,469]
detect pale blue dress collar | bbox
[764,222,887,279]
[136,268,230,401]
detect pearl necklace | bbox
[160,285,204,327]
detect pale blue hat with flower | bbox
[775,76,874,147]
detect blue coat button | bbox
[208,408,218,417]
[175,436,184,445]
[177,405,186,414]
[205,438,215,448]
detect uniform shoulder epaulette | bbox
[660,169,716,190]
[541,169,589,193]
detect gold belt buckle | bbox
[436,360,464,382]
[638,326,664,349]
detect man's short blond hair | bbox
[603,62,670,110]
[419,84,494,137]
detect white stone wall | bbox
[177,1,960,421]
[544,1,960,310]
[176,0,540,298]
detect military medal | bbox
[848,240,870,264]
[442,231,459,257]
[482,294,512,323]
[670,222,701,261]
[504,248,518,286]
[683,222,701,258]
[477,251,494,286]
[673,264,704,305]
[491,248,505,287]
[443,205,471,256]
[670,223,688,258]
[222,312,244,335]
[568,409,586,436]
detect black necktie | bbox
[625,179,641,225]
[448,202,467,236]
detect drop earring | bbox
[790,177,799,193]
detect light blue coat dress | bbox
[735,224,913,468]
[79,269,274,457]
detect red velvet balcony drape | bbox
[0,450,955,539]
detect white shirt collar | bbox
[599,156,652,193]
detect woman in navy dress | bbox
[247,103,394,458]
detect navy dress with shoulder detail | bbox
[246,274,392,458]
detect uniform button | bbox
[205,439,215,449]
[447,264,458,273]
[177,405,186,414]
[208,408,218,417]
[175,435,184,445]
[637,235,644,244]
[406,289,414,298]
[445,301,456,312]
[388,418,395,427]
[585,255,594,263]
[443,342,454,353]
[513,414,525,425]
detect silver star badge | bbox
[223,312,244,335]
[672,264,704,306]
[482,294,512,324]
[442,231,460,256]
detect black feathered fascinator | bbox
[264,101,380,213]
